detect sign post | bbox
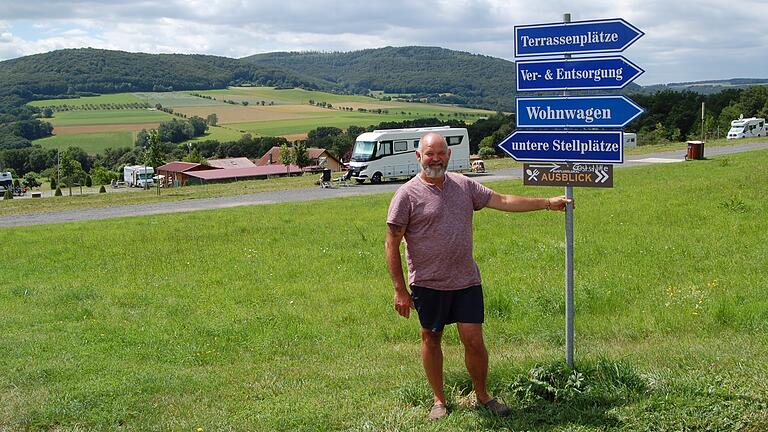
[504,13,644,368]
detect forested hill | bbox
[242,46,520,110]
[0,48,324,99]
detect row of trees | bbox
[39,102,152,112]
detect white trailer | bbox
[727,117,766,139]
[347,126,470,184]
[123,165,154,188]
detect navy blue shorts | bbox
[411,285,484,332]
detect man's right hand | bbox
[394,289,414,318]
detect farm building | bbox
[256,147,343,172]
[156,161,218,187]
[183,164,303,185]
[206,157,257,169]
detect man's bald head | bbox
[418,133,448,153]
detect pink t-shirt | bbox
[387,172,494,291]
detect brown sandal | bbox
[479,398,511,417]
[428,402,448,420]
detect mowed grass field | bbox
[1,150,767,430]
[35,131,136,153]
[30,88,493,154]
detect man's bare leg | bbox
[457,323,490,403]
[421,328,446,404]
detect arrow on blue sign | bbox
[515,18,644,57]
[497,130,624,163]
[516,95,644,128]
[516,56,644,92]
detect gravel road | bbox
[2,142,766,228]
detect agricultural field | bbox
[1,150,767,430]
[35,131,136,153]
[30,87,493,155]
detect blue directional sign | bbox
[497,130,624,163]
[515,18,644,57]
[516,56,644,92]
[516,95,644,128]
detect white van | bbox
[727,117,766,139]
[623,132,637,148]
[348,127,470,184]
[0,171,13,193]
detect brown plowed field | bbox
[280,133,309,141]
[54,123,161,135]
[175,104,328,124]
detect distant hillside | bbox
[243,46,519,110]
[0,48,325,99]
[638,78,768,95]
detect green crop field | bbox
[35,131,135,153]
[1,150,767,430]
[28,93,143,108]
[231,112,437,136]
[46,109,172,127]
[189,125,250,143]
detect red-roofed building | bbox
[256,147,343,171]
[206,157,257,169]
[183,164,303,184]
[157,161,219,187]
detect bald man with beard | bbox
[386,132,572,420]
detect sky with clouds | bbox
[1,0,767,85]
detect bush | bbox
[54,187,62,196]
[478,147,497,159]
[3,189,12,200]
[99,185,106,193]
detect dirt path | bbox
[2,142,766,228]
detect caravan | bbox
[347,127,470,184]
[727,117,766,139]
[123,165,154,188]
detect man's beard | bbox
[422,162,446,178]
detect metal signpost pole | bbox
[508,12,644,370]
[562,12,575,369]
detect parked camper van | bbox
[727,117,765,139]
[623,132,637,148]
[348,127,470,184]
[0,171,12,193]
[123,165,154,188]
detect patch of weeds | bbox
[719,158,730,167]
[493,359,649,429]
[719,197,748,213]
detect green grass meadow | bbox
[35,131,135,153]
[1,151,767,430]
[28,93,143,108]
[46,110,171,127]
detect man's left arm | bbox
[486,192,572,212]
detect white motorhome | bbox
[348,126,470,184]
[123,165,154,188]
[0,171,12,193]
[727,117,766,139]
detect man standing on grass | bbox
[385,132,571,420]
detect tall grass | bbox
[1,150,766,430]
